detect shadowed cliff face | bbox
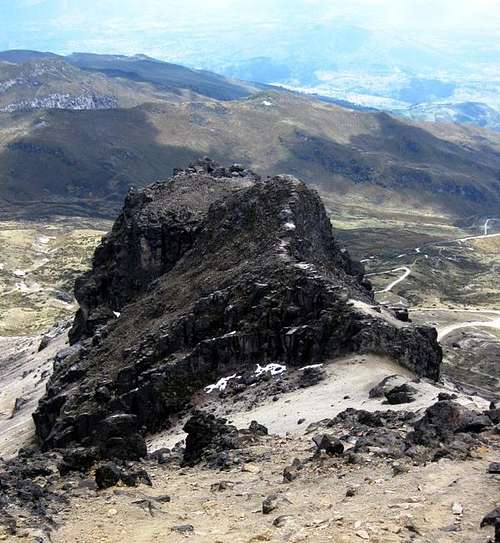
[33,161,442,457]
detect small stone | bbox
[356,529,370,540]
[242,464,261,474]
[392,462,409,476]
[262,495,279,514]
[452,502,463,515]
[172,524,194,534]
[283,465,298,482]
[488,462,500,474]
[283,458,302,482]
[346,487,357,497]
[154,495,171,503]
[273,515,293,527]
[107,508,118,517]
[211,481,234,492]
[297,418,306,425]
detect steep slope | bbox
[1,91,499,219]
[33,162,441,457]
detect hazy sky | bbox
[1,0,499,60]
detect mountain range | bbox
[1,50,500,220]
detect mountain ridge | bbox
[1,51,500,221]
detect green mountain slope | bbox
[1,52,499,220]
[1,91,499,219]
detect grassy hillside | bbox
[1,91,499,219]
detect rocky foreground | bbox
[0,160,498,541]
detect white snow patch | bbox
[13,270,26,277]
[262,100,273,106]
[37,235,52,244]
[294,262,313,270]
[415,248,421,253]
[205,373,238,393]
[113,311,121,318]
[299,364,323,371]
[255,363,286,377]
[283,222,296,231]
[397,254,406,258]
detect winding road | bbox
[413,309,500,341]
[366,266,412,294]
[437,312,500,341]
[366,217,500,342]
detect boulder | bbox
[95,463,122,489]
[385,384,417,404]
[248,420,268,436]
[410,401,491,446]
[313,434,344,456]
[182,411,239,466]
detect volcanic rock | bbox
[313,434,344,456]
[95,463,122,489]
[182,411,239,466]
[384,384,417,404]
[409,401,491,446]
[33,162,442,457]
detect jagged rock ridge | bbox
[34,160,442,456]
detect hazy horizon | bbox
[1,0,499,64]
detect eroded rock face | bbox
[34,160,442,456]
[69,160,258,343]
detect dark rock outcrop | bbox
[182,411,239,466]
[69,159,258,343]
[310,400,492,462]
[33,161,442,457]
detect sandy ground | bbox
[0,342,496,543]
[50,428,499,543]
[150,355,489,452]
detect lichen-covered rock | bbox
[34,161,442,456]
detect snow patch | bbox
[283,222,296,231]
[205,373,238,393]
[255,363,286,377]
[262,100,273,107]
[299,364,324,371]
[113,311,121,318]
[13,270,26,277]
[294,262,313,270]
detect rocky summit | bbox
[33,159,441,460]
